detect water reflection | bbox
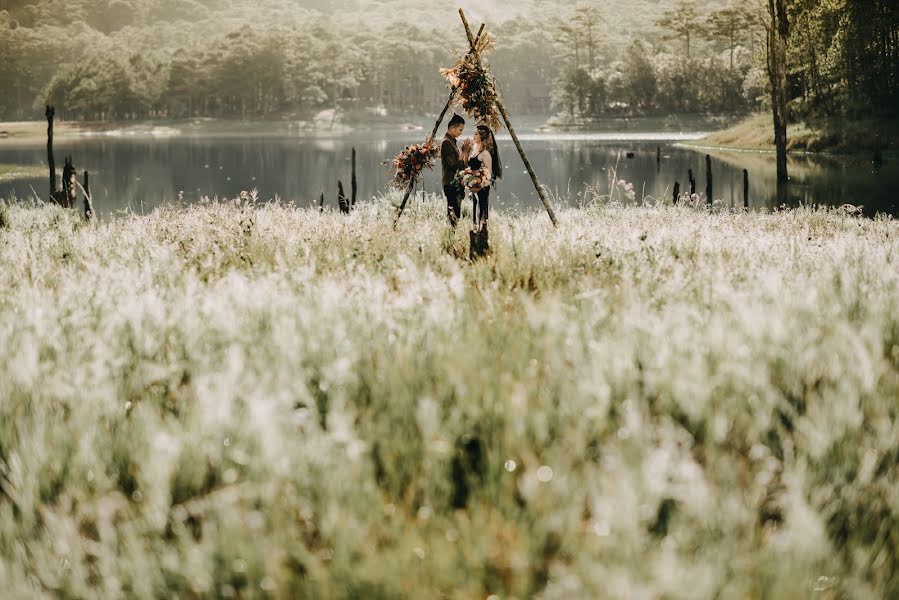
[0,134,895,216]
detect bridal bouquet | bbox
[440,34,502,132]
[389,142,439,188]
[455,166,490,193]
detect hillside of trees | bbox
[0,0,895,125]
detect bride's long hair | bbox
[476,124,503,181]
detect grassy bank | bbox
[540,113,741,134]
[0,164,45,183]
[1,196,898,598]
[684,113,898,155]
[0,112,426,146]
[0,119,315,146]
[0,121,92,145]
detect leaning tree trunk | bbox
[767,0,789,183]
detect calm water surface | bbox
[1,130,895,216]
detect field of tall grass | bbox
[1,194,898,599]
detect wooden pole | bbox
[392,175,418,228]
[673,181,680,205]
[688,168,696,196]
[46,104,57,196]
[338,180,349,214]
[83,170,93,221]
[319,189,324,213]
[351,147,358,208]
[460,9,558,228]
[705,154,713,208]
[393,24,486,229]
[743,169,749,209]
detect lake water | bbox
[1,129,896,217]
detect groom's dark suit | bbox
[441,133,466,227]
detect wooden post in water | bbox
[656,146,661,172]
[673,182,680,205]
[62,156,76,209]
[688,169,696,196]
[743,169,749,209]
[338,180,350,214]
[351,147,358,208]
[319,189,325,213]
[83,171,93,221]
[705,154,713,208]
[46,104,57,196]
[393,24,486,229]
[460,9,558,228]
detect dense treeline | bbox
[553,0,899,121]
[551,1,764,118]
[786,0,899,117]
[0,0,895,123]
[0,0,741,121]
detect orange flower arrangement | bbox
[389,143,440,188]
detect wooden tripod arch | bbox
[394,9,558,229]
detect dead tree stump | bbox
[46,105,78,208]
[351,147,358,208]
[62,157,77,208]
[46,105,57,197]
[743,169,749,209]
[673,182,680,205]
[83,171,94,220]
[688,169,696,196]
[469,224,490,260]
[705,154,713,208]
[338,180,350,214]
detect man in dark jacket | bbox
[441,114,471,227]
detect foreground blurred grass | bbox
[1,195,897,599]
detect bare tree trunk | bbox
[767,0,789,182]
[730,27,735,69]
[588,26,595,71]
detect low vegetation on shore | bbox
[686,113,897,155]
[1,195,897,598]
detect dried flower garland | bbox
[441,34,502,132]
[389,142,440,189]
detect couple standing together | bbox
[440,115,503,230]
